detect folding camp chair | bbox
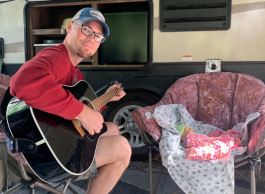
[132,72,265,194]
[2,157,78,194]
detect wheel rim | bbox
[113,105,145,148]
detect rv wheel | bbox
[102,91,161,161]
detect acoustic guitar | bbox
[2,80,122,183]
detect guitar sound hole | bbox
[80,98,93,109]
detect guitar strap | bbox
[0,118,37,153]
[72,70,78,85]
[0,87,37,153]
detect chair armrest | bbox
[247,117,265,155]
[131,101,164,142]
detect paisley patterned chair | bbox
[132,72,265,194]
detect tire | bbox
[102,90,161,161]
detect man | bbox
[9,8,131,194]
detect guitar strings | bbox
[92,87,119,110]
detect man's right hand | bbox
[75,105,104,135]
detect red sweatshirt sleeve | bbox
[10,48,84,120]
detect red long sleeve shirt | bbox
[10,44,84,120]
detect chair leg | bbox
[153,166,164,194]
[149,146,153,194]
[249,157,261,194]
[62,178,73,193]
[250,162,256,194]
[14,161,77,194]
[4,183,22,194]
[35,181,64,194]
[66,185,79,194]
[256,159,261,187]
[17,162,32,181]
[30,184,35,194]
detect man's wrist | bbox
[75,104,85,120]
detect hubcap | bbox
[113,105,145,148]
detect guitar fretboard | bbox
[91,87,119,110]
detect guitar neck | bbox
[91,87,119,110]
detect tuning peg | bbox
[120,87,124,90]
[114,81,118,85]
[118,83,122,87]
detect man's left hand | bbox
[106,84,126,102]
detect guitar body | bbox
[3,80,107,183]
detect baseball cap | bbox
[71,8,110,37]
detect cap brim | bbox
[78,17,110,37]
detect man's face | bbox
[67,20,103,58]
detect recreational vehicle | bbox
[1,0,265,160]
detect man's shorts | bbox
[75,159,98,181]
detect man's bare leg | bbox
[103,122,120,136]
[86,123,131,194]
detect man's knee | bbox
[118,136,132,162]
[105,122,120,136]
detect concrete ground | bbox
[71,162,265,194]
[4,160,265,194]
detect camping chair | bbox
[0,73,81,194]
[132,72,265,194]
[0,132,79,194]
[2,157,77,194]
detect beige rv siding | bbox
[1,0,265,63]
[0,0,25,63]
[153,0,265,62]
[233,0,265,4]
